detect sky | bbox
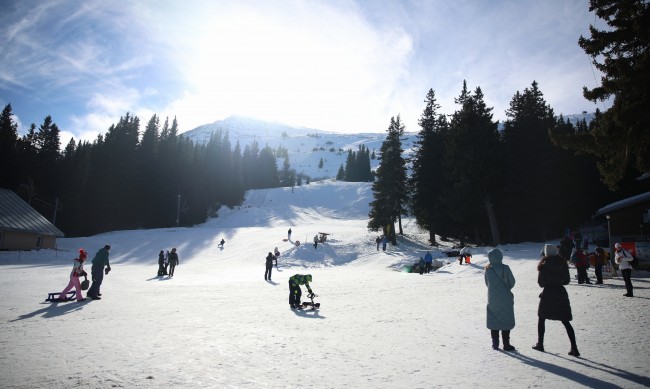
[1,180,649,387]
[0,0,609,146]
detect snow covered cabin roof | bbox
[0,189,64,237]
[596,191,650,216]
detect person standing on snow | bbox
[59,249,88,302]
[615,242,634,297]
[289,274,313,308]
[87,245,111,300]
[313,235,319,250]
[424,251,433,273]
[532,244,580,357]
[265,252,275,281]
[168,248,179,277]
[571,248,591,284]
[375,236,381,251]
[484,248,516,351]
[157,250,166,276]
[288,228,292,240]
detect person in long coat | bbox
[533,244,580,356]
[484,248,516,351]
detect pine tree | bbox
[552,0,650,189]
[409,89,449,245]
[442,81,502,244]
[336,164,345,180]
[368,115,409,241]
[0,104,19,188]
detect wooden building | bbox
[595,191,650,261]
[0,188,64,250]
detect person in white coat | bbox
[615,243,634,297]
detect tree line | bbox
[368,0,649,246]
[0,109,312,236]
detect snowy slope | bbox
[1,180,649,389]
[181,115,419,179]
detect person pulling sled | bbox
[289,274,314,308]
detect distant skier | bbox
[265,252,276,281]
[289,274,313,308]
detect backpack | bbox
[622,249,640,270]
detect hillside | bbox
[1,180,648,388]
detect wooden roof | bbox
[0,188,64,237]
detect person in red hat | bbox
[58,249,88,302]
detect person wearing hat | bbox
[58,249,88,302]
[289,274,313,308]
[87,245,111,300]
[614,243,634,297]
[484,248,516,351]
[532,244,580,357]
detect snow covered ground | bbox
[1,180,649,388]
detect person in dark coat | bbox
[265,252,275,281]
[533,244,580,356]
[157,250,166,276]
[87,245,111,300]
[571,249,591,284]
[559,236,574,261]
[168,248,179,277]
[484,248,516,351]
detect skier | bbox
[289,274,314,308]
[58,249,88,302]
[168,248,179,277]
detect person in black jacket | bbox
[168,248,179,277]
[533,244,580,356]
[265,252,276,281]
[157,250,166,276]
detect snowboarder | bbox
[265,252,275,281]
[289,274,313,308]
[168,248,179,277]
[59,249,88,302]
[157,250,166,276]
[288,228,292,240]
[87,245,111,300]
[424,251,433,273]
[484,248,516,351]
[532,244,580,357]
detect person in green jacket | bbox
[87,245,111,300]
[289,274,313,308]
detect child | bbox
[59,249,88,302]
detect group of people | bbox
[58,245,111,302]
[157,248,179,277]
[485,239,636,355]
[417,251,434,274]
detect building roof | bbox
[596,191,650,216]
[0,188,64,237]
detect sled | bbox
[301,293,320,309]
[283,238,288,242]
[46,291,76,302]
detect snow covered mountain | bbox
[181,116,418,180]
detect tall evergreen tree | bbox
[368,115,409,240]
[0,104,19,188]
[551,0,650,189]
[442,81,502,244]
[409,89,449,245]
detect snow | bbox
[1,180,649,388]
